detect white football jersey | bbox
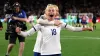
[33,31,43,53]
[33,15,45,53]
[39,26,62,55]
[19,23,83,55]
[29,24,62,55]
[36,24,82,55]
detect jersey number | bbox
[51,29,57,35]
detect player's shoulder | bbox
[39,15,46,19]
[35,24,41,26]
[20,10,26,13]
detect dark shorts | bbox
[92,21,96,24]
[41,54,61,56]
[9,33,25,44]
[77,21,79,24]
[34,52,41,56]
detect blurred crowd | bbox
[0,0,100,18]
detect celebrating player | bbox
[33,4,61,56]
[16,4,93,56]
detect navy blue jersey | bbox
[10,10,27,23]
[12,10,27,18]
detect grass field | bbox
[0,23,100,56]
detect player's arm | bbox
[37,15,54,25]
[61,23,93,31]
[12,10,28,22]
[37,19,62,26]
[16,24,41,37]
[12,16,28,22]
[37,19,54,25]
[37,15,61,26]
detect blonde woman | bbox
[33,4,61,56]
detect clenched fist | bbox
[16,27,21,33]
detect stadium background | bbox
[0,0,100,22]
[0,0,100,56]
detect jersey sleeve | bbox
[61,23,83,31]
[37,19,54,25]
[22,10,27,18]
[18,24,41,37]
[39,15,45,19]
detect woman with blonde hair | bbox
[33,4,62,56]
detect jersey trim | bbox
[65,24,67,28]
[33,26,36,31]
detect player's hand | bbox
[54,20,62,26]
[16,27,21,33]
[0,27,3,30]
[25,19,30,23]
[26,18,34,23]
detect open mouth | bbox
[49,15,54,17]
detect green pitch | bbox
[0,23,100,56]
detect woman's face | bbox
[45,7,56,17]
